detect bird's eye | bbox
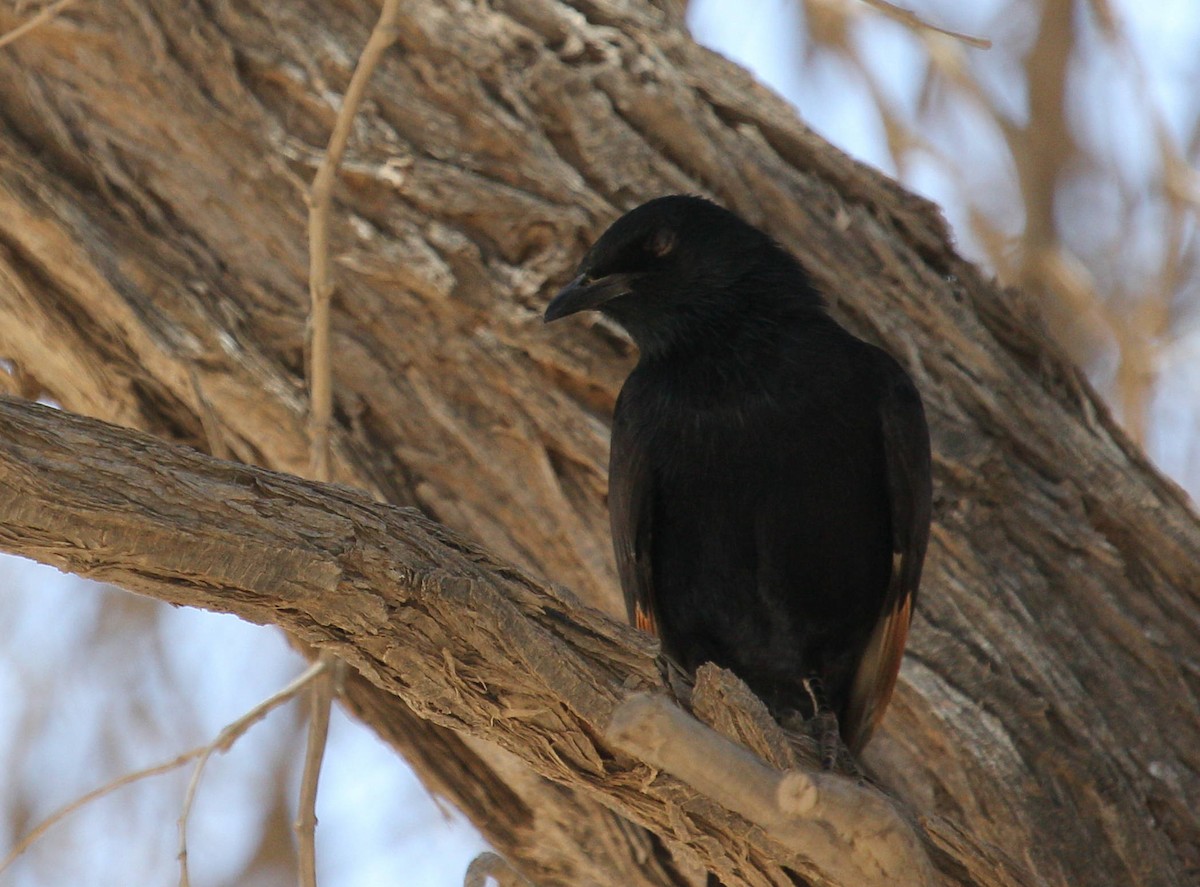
[647,228,676,258]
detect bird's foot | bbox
[791,678,862,778]
[798,677,841,771]
[814,708,841,771]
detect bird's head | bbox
[543,195,818,354]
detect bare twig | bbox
[177,658,329,887]
[306,0,402,483]
[294,657,343,887]
[607,693,935,887]
[1,659,326,879]
[299,3,402,886]
[0,0,79,49]
[854,0,991,49]
[0,748,203,875]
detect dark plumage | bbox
[544,195,931,754]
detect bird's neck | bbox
[631,277,827,365]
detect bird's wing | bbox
[608,401,658,637]
[844,369,932,752]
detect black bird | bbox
[544,195,931,755]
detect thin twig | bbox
[855,0,992,49]
[177,659,329,887]
[0,660,326,878]
[0,0,79,49]
[0,747,204,875]
[298,3,402,887]
[306,0,402,483]
[293,658,343,887]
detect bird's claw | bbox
[815,709,841,771]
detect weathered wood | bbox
[0,395,1002,887]
[0,0,1197,884]
[607,693,934,887]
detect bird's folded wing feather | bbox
[845,371,932,752]
[609,405,659,637]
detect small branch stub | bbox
[606,693,935,887]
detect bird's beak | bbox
[543,273,634,323]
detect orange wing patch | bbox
[845,552,913,753]
[634,603,659,636]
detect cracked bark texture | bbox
[0,397,964,887]
[0,1,1196,886]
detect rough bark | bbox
[0,1,1196,886]
[0,395,971,887]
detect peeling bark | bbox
[0,1,1197,885]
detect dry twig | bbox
[853,0,991,49]
[298,2,402,885]
[306,0,402,482]
[0,750,201,876]
[0,658,326,879]
[294,657,342,887]
[178,659,329,887]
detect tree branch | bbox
[608,694,934,887]
[0,395,1023,887]
[1,0,1197,883]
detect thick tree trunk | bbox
[0,2,1196,886]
